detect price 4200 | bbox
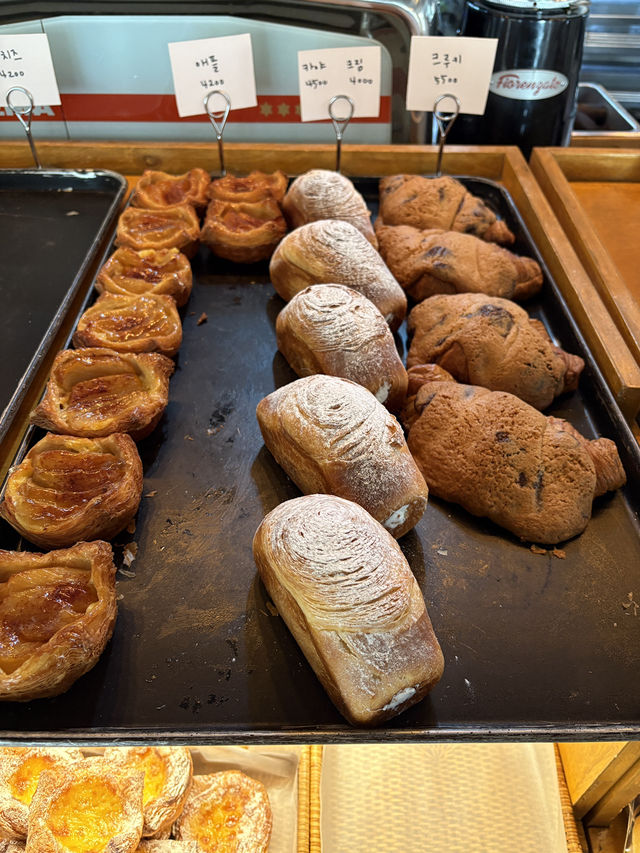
[0,69,25,79]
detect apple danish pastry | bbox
[104,747,192,839]
[0,433,143,549]
[200,197,287,263]
[208,169,288,203]
[116,205,200,258]
[0,542,117,701]
[174,770,272,853]
[131,169,211,213]
[31,348,174,441]
[26,757,144,853]
[276,284,408,411]
[95,247,192,307]
[0,748,83,837]
[73,293,182,358]
[282,169,377,247]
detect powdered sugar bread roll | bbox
[276,284,408,411]
[281,169,377,247]
[253,494,444,726]
[256,375,428,538]
[269,219,407,330]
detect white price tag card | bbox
[406,36,498,115]
[297,46,381,122]
[0,34,60,106]
[168,33,257,118]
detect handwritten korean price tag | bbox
[406,37,498,115]
[297,46,381,122]
[168,34,257,118]
[0,34,60,105]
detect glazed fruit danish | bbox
[131,169,211,213]
[103,747,193,839]
[73,293,182,358]
[0,748,83,837]
[116,205,200,258]
[31,348,174,441]
[200,197,287,263]
[0,433,143,549]
[0,542,117,701]
[174,770,272,853]
[26,757,144,853]
[208,169,288,203]
[95,247,193,307]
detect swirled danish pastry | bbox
[31,348,174,441]
[174,771,272,853]
[116,205,200,258]
[276,284,407,411]
[104,747,192,839]
[269,219,406,331]
[0,542,117,702]
[0,433,143,549]
[282,169,377,247]
[256,375,428,538]
[201,197,287,263]
[131,169,211,212]
[26,757,144,853]
[0,748,83,836]
[73,293,182,358]
[208,170,288,203]
[95,247,192,307]
[253,494,444,725]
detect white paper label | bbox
[168,34,257,118]
[490,69,569,100]
[406,36,498,115]
[297,46,381,123]
[0,34,60,107]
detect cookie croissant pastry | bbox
[375,222,543,302]
[269,219,407,331]
[404,370,626,543]
[256,375,428,538]
[0,433,143,549]
[407,293,584,410]
[379,175,515,245]
[0,542,117,702]
[95,247,193,307]
[282,169,378,247]
[31,348,174,440]
[276,284,408,411]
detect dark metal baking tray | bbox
[0,176,638,743]
[0,168,127,445]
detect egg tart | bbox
[131,169,211,213]
[0,433,143,549]
[201,198,287,263]
[116,205,200,258]
[95,248,193,307]
[0,542,117,702]
[208,170,288,204]
[31,348,174,441]
[174,771,272,853]
[0,748,83,837]
[104,748,192,839]
[26,757,144,853]
[73,293,182,358]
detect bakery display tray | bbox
[0,168,127,445]
[0,176,639,742]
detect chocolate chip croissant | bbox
[282,169,377,248]
[276,284,407,411]
[256,375,428,538]
[379,175,515,245]
[375,222,543,302]
[407,293,584,410]
[404,373,626,543]
[0,433,143,549]
[269,219,407,331]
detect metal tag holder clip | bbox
[5,86,43,169]
[204,89,231,177]
[328,94,354,174]
[433,93,460,177]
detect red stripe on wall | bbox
[0,94,391,123]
